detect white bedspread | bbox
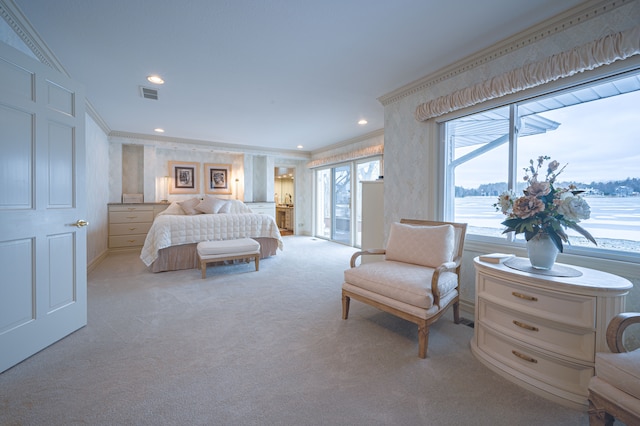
[140,213,283,266]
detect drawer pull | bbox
[128,227,137,231]
[126,216,138,219]
[512,291,538,302]
[127,239,136,243]
[513,320,539,332]
[512,350,537,363]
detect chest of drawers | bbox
[245,202,276,218]
[108,203,168,250]
[471,257,632,409]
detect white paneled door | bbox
[0,43,86,373]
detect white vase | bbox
[526,232,558,270]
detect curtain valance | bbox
[415,26,640,122]
[307,144,383,169]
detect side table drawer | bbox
[109,205,153,213]
[109,234,148,248]
[109,222,152,236]
[477,324,593,397]
[477,274,596,328]
[109,210,154,224]
[478,299,595,362]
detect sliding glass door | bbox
[314,157,381,246]
[315,164,351,243]
[332,165,351,244]
[315,169,332,238]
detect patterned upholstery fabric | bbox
[385,222,455,268]
[344,260,458,309]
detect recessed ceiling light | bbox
[358,119,368,125]
[147,75,165,84]
[154,128,165,133]
[297,145,303,149]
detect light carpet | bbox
[0,236,589,425]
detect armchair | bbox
[588,312,640,425]
[342,219,467,358]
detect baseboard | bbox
[87,249,108,274]
[459,298,475,321]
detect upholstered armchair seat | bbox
[588,312,640,426]
[342,219,467,358]
[343,261,459,314]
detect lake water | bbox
[455,196,640,251]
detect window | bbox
[444,71,640,256]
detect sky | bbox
[454,87,640,188]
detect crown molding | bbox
[0,0,68,75]
[85,100,111,134]
[310,128,384,156]
[378,0,630,106]
[1,0,115,135]
[108,131,312,160]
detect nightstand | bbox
[108,203,168,250]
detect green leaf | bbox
[565,222,598,246]
[547,229,564,253]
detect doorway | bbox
[274,167,295,235]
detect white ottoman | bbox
[197,238,261,278]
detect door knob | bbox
[74,219,89,227]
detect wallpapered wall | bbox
[381,0,640,313]
[85,114,110,267]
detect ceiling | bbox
[10,0,587,153]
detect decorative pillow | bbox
[218,201,232,213]
[177,197,202,215]
[222,199,252,214]
[157,201,185,216]
[385,222,455,268]
[195,195,228,214]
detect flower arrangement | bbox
[494,155,597,252]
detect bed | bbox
[140,199,283,272]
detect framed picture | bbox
[168,161,200,194]
[205,163,232,194]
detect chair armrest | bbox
[430,259,462,305]
[606,312,640,353]
[350,249,386,268]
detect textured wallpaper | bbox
[382,1,640,311]
[85,114,110,267]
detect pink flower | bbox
[526,181,551,197]
[512,196,545,219]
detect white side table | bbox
[471,257,632,409]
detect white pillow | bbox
[157,202,185,216]
[223,199,252,214]
[218,201,232,213]
[195,195,228,214]
[385,222,455,268]
[177,197,202,215]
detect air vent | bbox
[140,86,158,100]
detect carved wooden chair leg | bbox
[342,294,350,320]
[453,301,460,324]
[418,322,429,359]
[588,400,615,426]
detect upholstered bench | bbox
[197,238,261,278]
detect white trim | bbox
[415,26,640,121]
[378,0,633,106]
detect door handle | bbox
[74,219,89,228]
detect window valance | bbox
[415,26,640,122]
[307,144,383,169]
